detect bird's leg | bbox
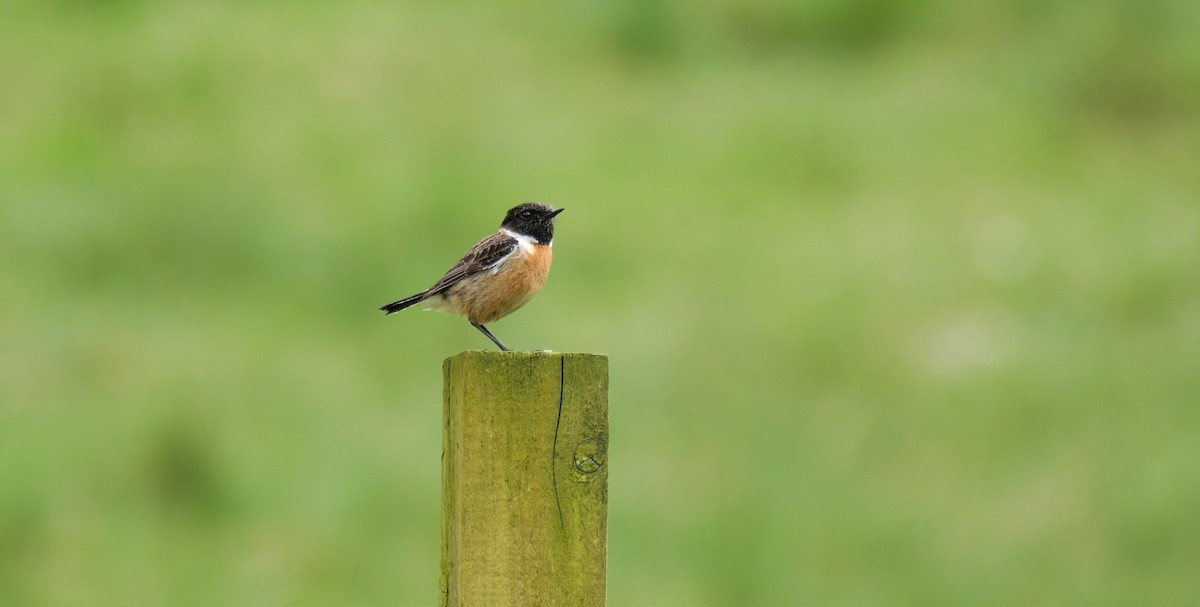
[471,322,510,351]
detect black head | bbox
[500,202,563,244]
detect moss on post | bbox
[441,351,609,607]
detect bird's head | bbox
[501,202,563,245]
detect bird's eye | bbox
[520,211,532,218]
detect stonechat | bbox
[379,202,563,351]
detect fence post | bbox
[441,351,609,607]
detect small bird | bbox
[380,202,564,351]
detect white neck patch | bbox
[501,228,551,250]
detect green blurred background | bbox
[2,0,1199,605]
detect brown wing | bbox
[425,232,518,296]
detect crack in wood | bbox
[551,356,566,532]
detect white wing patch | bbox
[492,229,540,274]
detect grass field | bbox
[2,1,1199,605]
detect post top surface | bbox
[444,350,608,364]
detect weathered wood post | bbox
[441,351,608,607]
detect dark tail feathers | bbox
[380,291,427,315]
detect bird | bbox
[379,202,563,351]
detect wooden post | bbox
[441,351,608,607]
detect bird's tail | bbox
[380,291,428,315]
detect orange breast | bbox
[446,244,553,324]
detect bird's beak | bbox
[548,208,565,218]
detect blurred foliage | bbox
[2,0,1199,605]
